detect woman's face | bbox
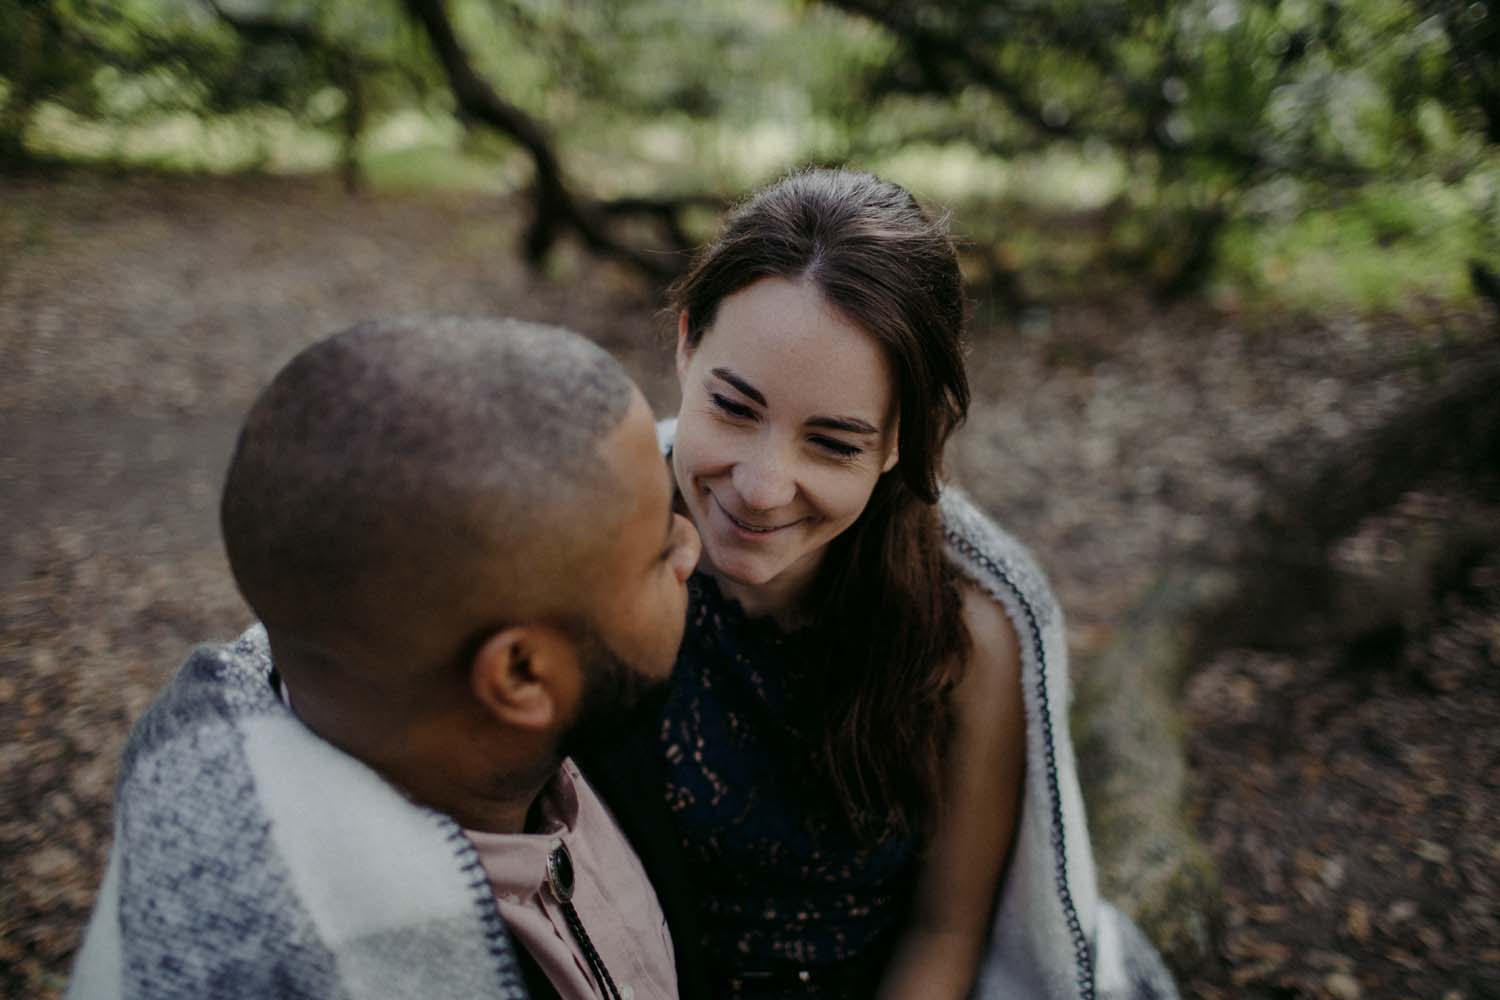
[673,277,899,603]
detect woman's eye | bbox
[813,437,862,459]
[710,393,755,419]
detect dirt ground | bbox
[2,172,1496,999]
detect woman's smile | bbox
[708,490,807,538]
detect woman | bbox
[653,168,1176,1000]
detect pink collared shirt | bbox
[277,681,675,1000]
[468,759,678,1000]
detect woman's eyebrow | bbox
[712,367,880,436]
[710,368,765,406]
[807,415,880,436]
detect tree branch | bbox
[825,0,1084,140]
[399,0,688,280]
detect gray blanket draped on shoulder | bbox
[66,626,529,1000]
[940,486,1178,999]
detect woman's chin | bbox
[703,548,780,589]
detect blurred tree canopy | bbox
[3,0,1498,302]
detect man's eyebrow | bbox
[710,368,765,406]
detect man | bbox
[68,316,702,1000]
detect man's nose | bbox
[731,441,796,512]
[671,513,701,584]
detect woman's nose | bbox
[731,442,796,512]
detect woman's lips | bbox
[710,493,798,537]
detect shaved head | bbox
[221,315,637,680]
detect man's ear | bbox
[470,625,582,732]
[675,312,692,384]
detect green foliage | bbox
[1,0,430,170]
[4,0,1498,310]
[805,0,1500,305]
[1220,170,1500,308]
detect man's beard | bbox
[556,624,668,759]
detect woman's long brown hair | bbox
[669,167,972,837]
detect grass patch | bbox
[1223,180,1489,311]
[359,142,518,194]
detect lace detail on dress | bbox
[656,573,918,997]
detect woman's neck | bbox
[701,557,818,633]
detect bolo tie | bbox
[546,838,624,1000]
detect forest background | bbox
[3,1,1499,997]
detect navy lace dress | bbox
[656,573,920,998]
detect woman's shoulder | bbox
[955,578,1023,704]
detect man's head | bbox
[221,316,699,827]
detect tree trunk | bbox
[1073,567,1234,975]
